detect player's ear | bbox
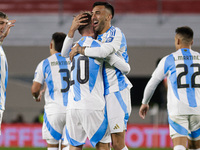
[105,13,112,21]
[108,14,112,21]
[191,40,193,45]
[177,38,181,45]
[50,40,53,50]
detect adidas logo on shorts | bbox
[113,124,120,130]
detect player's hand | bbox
[69,43,80,61]
[0,20,16,42]
[68,13,88,38]
[35,97,41,102]
[139,104,149,119]
[72,13,88,30]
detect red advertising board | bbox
[0,124,173,148]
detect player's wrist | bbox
[77,46,85,55]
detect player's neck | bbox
[50,50,58,55]
[82,32,95,38]
[179,45,191,49]
[99,24,111,35]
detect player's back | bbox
[0,46,8,111]
[41,53,70,114]
[67,36,105,110]
[97,26,132,95]
[165,48,200,115]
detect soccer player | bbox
[69,2,132,150]
[62,13,130,75]
[63,12,111,150]
[31,32,69,150]
[139,26,200,150]
[0,11,15,134]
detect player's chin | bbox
[93,23,98,29]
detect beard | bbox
[95,20,105,35]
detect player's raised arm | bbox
[70,28,123,59]
[61,13,88,58]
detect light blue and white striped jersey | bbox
[97,26,132,95]
[151,48,200,115]
[67,36,105,110]
[0,46,8,111]
[33,53,70,114]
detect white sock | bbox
[122,146,128,150]
[48,148,59,150]
[174,145,186,150]
[189,149,200,150]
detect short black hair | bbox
[175,26,193,44]
[52,32,66,52]
[93,1,114,19]
[0,11,8,19]
[78,12,92,35]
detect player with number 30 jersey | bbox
[32,32,69,150]
[33,53,70,114]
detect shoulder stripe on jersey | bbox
[120,32,128,63]
[115,69,128,91]
[91,40,101,47]
[103,63,109,95]
[181,48,197,107]
[89,58,100,92]
[0,50,8,110]
[73,55,81,101]
[43,59,54,100]
[120,32,126,49]
[4,60,8,104]
[165,54,180,100]
[55,53,69,106]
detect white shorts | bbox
[65,109,111,147]
[105,87,132,133]
[169,115,200,140]
[43,112,67,144]
[0,110,3,135]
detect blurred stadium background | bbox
[0,0,200,148]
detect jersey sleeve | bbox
[61,35,73,58]
[84,43,114,58]
[84,28,123,58]
[141,57,167,104]
[33,61,45,84]
[106,53,130,75]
